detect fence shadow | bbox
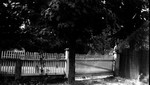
[76,62,112,71]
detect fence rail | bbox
[1,51,65,60]
[75,54,114,60]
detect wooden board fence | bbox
[75,54,116,76]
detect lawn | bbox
[74,76,149,85]
[0,74,149,85]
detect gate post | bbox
[114,53,120,77]
[0,51,1,75]
[65,48,69,78]
[15,59,22,81]
[113,44,120,77]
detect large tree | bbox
[41,0,149,83]
[0,0,149,84]
[41,0,121,83]
[0,0,120,83]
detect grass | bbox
[0,75,149,85]
[0,75,67,85]
[74,76,149,85]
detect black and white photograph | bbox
[0,0,149,85]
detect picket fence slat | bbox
[1,51,65,60]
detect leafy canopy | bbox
[0,0,149,53]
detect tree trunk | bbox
[67,41,75,84]
[15,59,22,81]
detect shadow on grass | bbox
[76,62,112,71]
[0,75,67,85]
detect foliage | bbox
[39,0,121,54]
[117,21,149,51]
[128,21,149,50]
[0,0,41,50]
[0,0,149,53]
[0,0,64,52]
[107,0,149,37]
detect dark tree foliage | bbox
[107,0,149,39]
[0,0,149,53]
[40,0,121,54]
[0,0,64,52]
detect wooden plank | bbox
[48,61,50,74]
[10,61,12,74]
[28,61,30,74]
[24,61,26,74]
[7,51,9,58]
[2,60,4,74]
[21,61,24,74]
[76,59,115,61]
[59,61,61,74]
[6,61,8,73]
[0,59,1,74]
[3,51,5,58]
[12,51,14,59]
[1,51,3,58]
[26,61,28,74]
[4,60,6,74]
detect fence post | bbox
[0,51,1,75]
[65,48,69,78]
[15,59,22,81]
[114,53,120,77]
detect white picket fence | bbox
[0,51,67,76]
[1,51,65,60]
[0,50,116,77]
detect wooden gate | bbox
[0,51,68,76]
[75,54,117,76]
